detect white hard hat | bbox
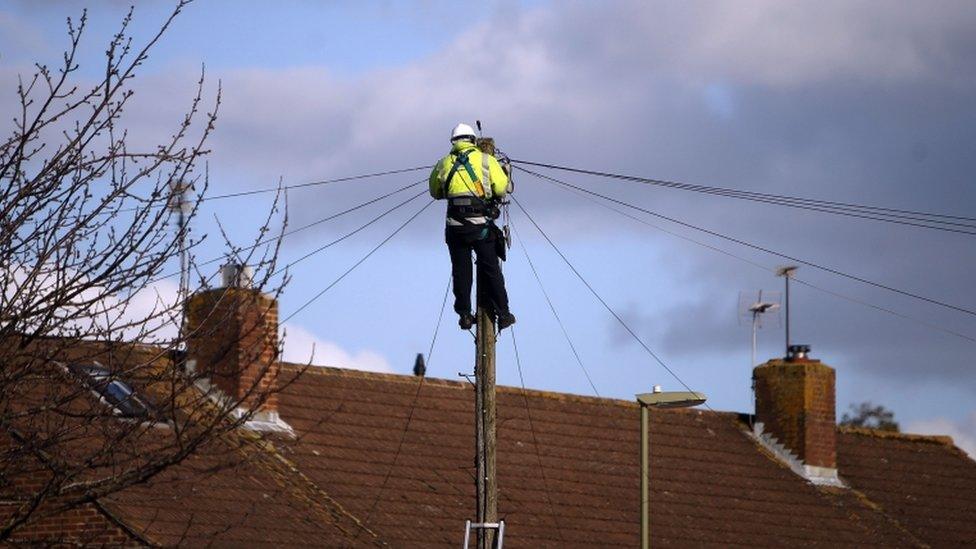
[450,123,476,142]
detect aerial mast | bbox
[776,266,798,356]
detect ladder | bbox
[462,520,505,549]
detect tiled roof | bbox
[1,342,383,547]
[8,343,976,547]
[267,364,976,547]
[838,427,976,547]
[98,426,382,547]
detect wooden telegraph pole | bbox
[474,137,498,549]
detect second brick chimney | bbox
[752,345,841,485]
[185,264,289,432]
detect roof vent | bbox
[413,353,426,377]
[221,263,254,288]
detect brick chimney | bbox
[752,345,840,485]
[185,264,283,427]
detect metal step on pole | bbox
[462,520,505,549]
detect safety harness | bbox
[443,147,494,226]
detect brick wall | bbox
[753,358,836,469]
[2,502,135,545]
[1,431,136,545]
[185,288,280,413]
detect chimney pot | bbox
[221,263,254,289]
[786,344,813,361]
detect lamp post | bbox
[636,386,707,549]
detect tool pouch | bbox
[493,224,507,262]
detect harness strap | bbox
[442,146,499,227]
[447,215,487,227]
[481,152,493,200]
[443,149,479,198]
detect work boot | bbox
[497,312,516,331]
[458,312,475,330]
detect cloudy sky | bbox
[2,0,974,455]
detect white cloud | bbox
[107,279,182,340]
[906,413,976,459]
[4,264,182,342]
[280,323,394,374]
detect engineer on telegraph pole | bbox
[429,123,516,331]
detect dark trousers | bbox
[446,224,510,317]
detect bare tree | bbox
[840,402,900,432]
[0,2,295,543]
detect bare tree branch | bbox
[0,3,293,543]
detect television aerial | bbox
[738,290,782,367]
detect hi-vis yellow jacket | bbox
[428,141,509,200]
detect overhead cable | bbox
[793,279,976,343]
[510,195,704,397]
[515,166,976,318]
[511,159,976,235]
[271,188,428,276]
[426,275,453,368]
[200,165,429,203]
[113,165,430,217]
[280,198,435,324]
[509,326,565,540]
[511,223,601,396]
[151,179,424,283]
[513,159,976,224]
[355,275,451,538]
[519,166,975,344]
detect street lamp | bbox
[636,385,707,549]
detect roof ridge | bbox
[232,428,386,546]
[844,487,931,548]
[91,499,155,546]
[839,425,955,446]
[280,363,737,414]
[281,362,465,389]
